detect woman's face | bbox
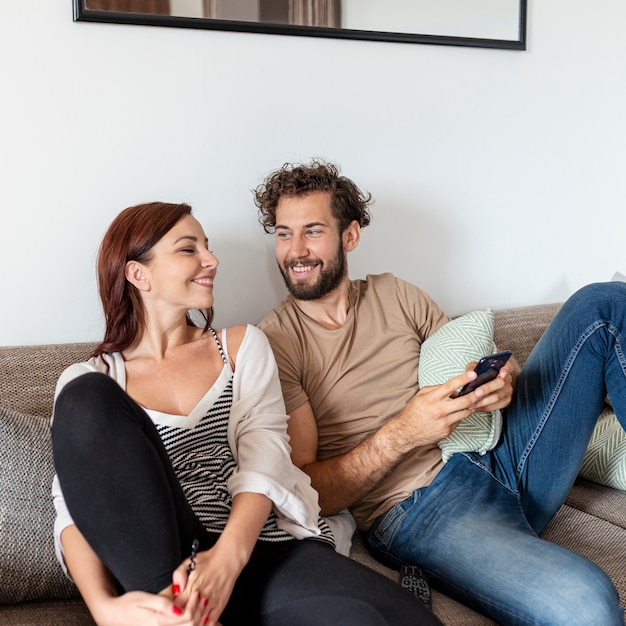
[133,215,219,314]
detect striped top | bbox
[155,327,334,543]
[52,325,336,574]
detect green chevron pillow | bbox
[579,407,626,490]
[419,309,501,462]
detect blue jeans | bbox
[367,282,626,625]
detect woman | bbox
[51,202,442,626]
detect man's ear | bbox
[343,220,361,252]
[125,261,150,291]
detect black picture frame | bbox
[72,0,527,51]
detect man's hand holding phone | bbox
[456,350,513,397]
[399,350,516,449]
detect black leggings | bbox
[52,373,441,626]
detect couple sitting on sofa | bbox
[51,159,626,626]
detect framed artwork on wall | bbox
[74,0,528,50]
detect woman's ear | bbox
[343,220,361,252]
[125,261,150,292]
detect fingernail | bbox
[172,583,181,595]
[203,617,209,625]
[172,605,183,615]
[204,597,209,607]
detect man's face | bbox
[274,192,346,301]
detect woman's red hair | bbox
[90,202,213,358]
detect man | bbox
[255,159,626,625]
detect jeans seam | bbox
[461,452,539,536]
[460,452,518,497]
[515,319,610,481]
[612,322,626,381]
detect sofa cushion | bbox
[418,309,499,461]
[566,478,626,530]
[0,406,79,604]
[0,343,96,418]
[0,599,94,625]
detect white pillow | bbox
[418,309,501,462]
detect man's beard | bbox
[279,242,346,301]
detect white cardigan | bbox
[51,325,331,573]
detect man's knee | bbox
[569,281,626,312]
[517,560,623,626]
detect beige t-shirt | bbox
[258,273,451,530]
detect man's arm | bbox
[289,366,513,516]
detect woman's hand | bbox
[172,541,243,626]
[91,588,209,626]
[60,525,215,626]
[172,493,273,626]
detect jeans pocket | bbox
[371,492,418,550]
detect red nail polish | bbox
[172,605,183,616]
[204,597,209,607]
[203,616,209,625]
[172,583,181,595]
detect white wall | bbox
[1,1,625,346]
[342,0,520,40]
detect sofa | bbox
[1,302,625,625]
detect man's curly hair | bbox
[254,159,373,234]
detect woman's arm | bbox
[175,492,272,626]
[61,525,205,626]
[227,325,323,537]
[169,326,318,625]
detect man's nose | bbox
[288,235,308,258]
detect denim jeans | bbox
[367,282,626,625]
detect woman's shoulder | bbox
[222,324,267,344]
[225,324,248,344]
[53,353,122,404]
[58,354,114,382]
[222,324,268,369]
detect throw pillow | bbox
[580,407,626,491]
[418,309,501,462]
[0,406,79,603]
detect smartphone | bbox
[457,350,512,397]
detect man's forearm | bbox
[295,368,492,516]
[302,417,412,516]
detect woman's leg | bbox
[52,372,209,592]
[221,540,442,626]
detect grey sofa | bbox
[1,303,625,625]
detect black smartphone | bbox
[457,350,512,397]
